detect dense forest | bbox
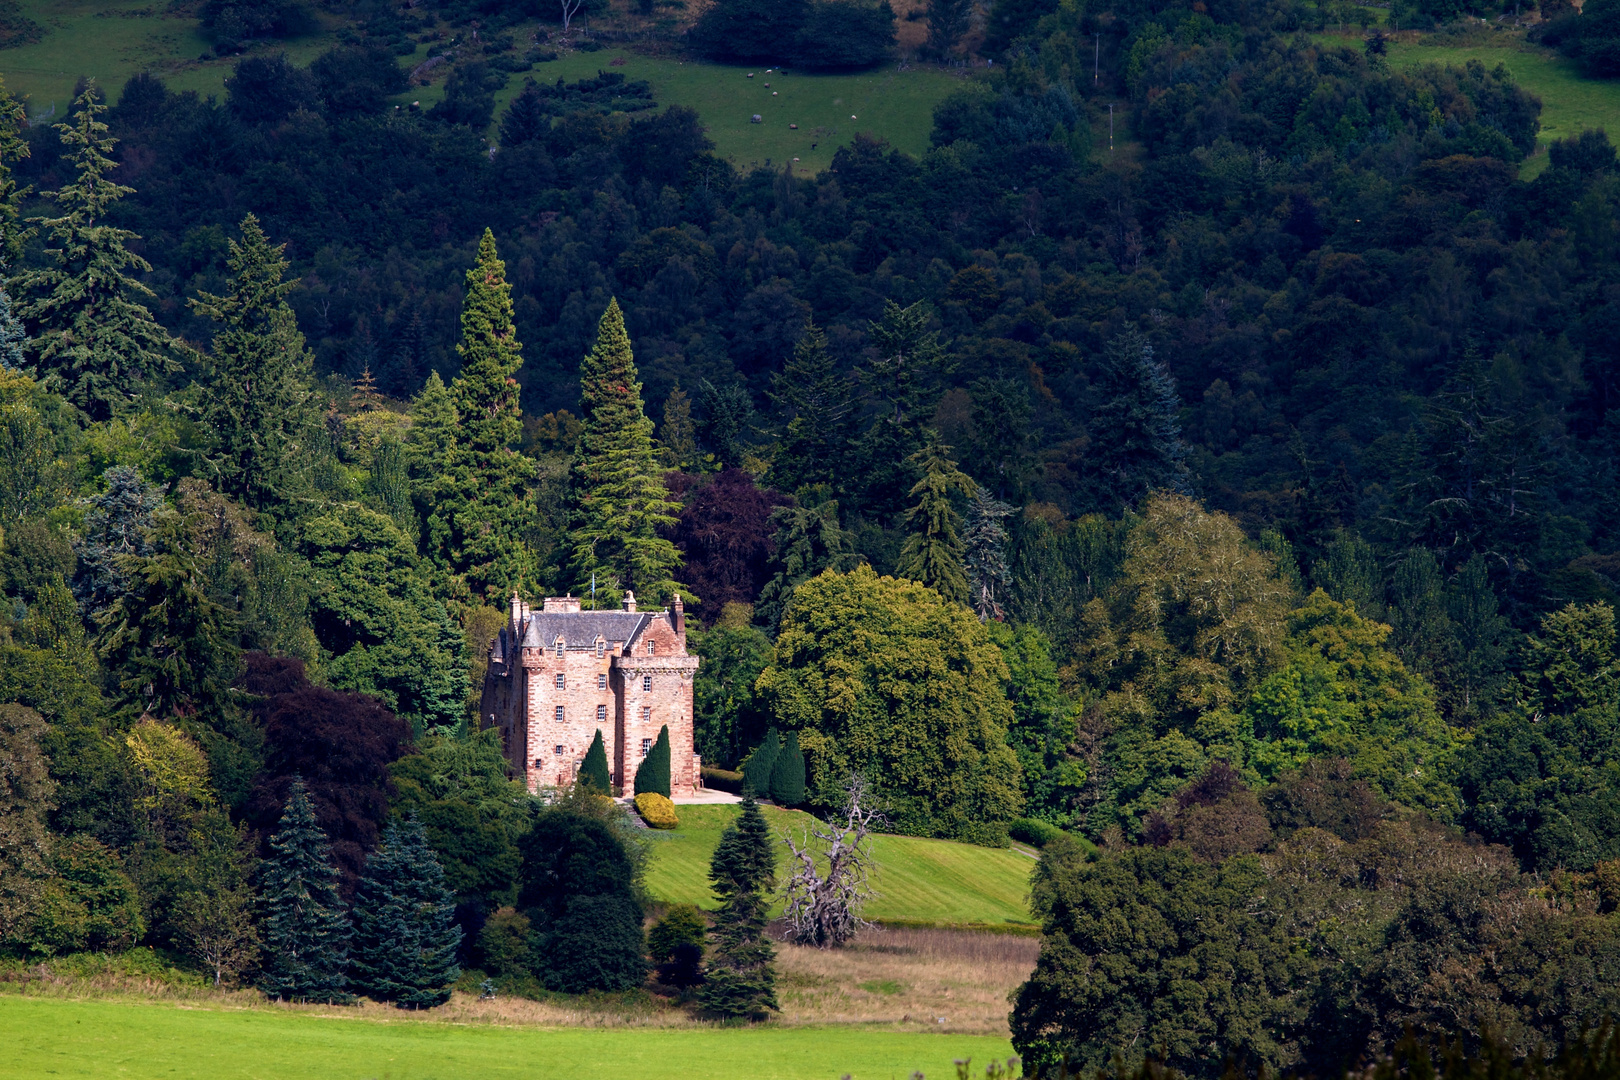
[4,0,1620,1071]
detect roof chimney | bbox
[510,590,523,631]
[622,590,637,613]
[671,592,685,635]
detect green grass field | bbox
[0,0,959,174]
[0,995,1016,1079]
[645,804,1036,929]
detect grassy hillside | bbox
[643,804,1037,930]
[0,995,1016,1080]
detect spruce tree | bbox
[896,437,973,604]
[190,214,314,514]
[1087,328,1190,510]
[351,816,462,1009]
[635,724,672,798]
[0,286,25,370]
[258,778,354,1004]
[697,792,778,1019]
[434,229,538,599]
[769,730,806,807]
[579,729,611,793]
[743,727,780,796]
[0,75,29,271]
[13,85,173,421]
[964,487,1015,621]
[568,298,684,608]
[659,382,698,469]
[769,322,854,494]
[499,78,549,147]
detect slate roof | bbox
[519,610,654,650]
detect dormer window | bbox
[646,641,656,656]
[555,637,565,659]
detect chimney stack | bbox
[671,592,685,635]
[622,590,637,613]
[510,590,523,631]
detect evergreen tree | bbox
[769,729,806,807]
[925,0,974,55]
[963,487,1014,621]
[432,229,538,599]
[853,301,948,516]
[408,370,458,478]
[0,75,30,272]
[351,816,462,1009]
[0,287,24,370]
[72,464,163,621]
[568,298,684,608]
[659,382,698,469]
[258,778,354,1003]
[769,322,855,495]
[742,727,780,796]
[190,214,314,514]
[1313,530,1386,621]
[13,85,173,421]
[1444,554,1513,722]
[579,729,611,793]
[1087,328,1190,511]
[635,724,672,798]
[756,497,858,632]
[1386,547,1454,685]
[499,78,549,147]
[697,792,779,1019]
[897,437,973,605]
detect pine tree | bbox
[697,792,778,1019]
[659,382,698,469]
[853,301,948,516]
[897,437,973,604]
[963,487,1014,621]
[636,724,672,798]
[351,816,462,1009]
[13,85,173,421]
[431,229,538,600]
[258,778,354,1004]
[1387,547,1454,683]
[499,78,550,147]
[743,727,780,796]
[1087,328,1190,510]
[769,322,854,494]
[769,730,806,807]
[568,298,684,608]
[580,729,611,793]
[926,0,974,55]
[190,214,315,514]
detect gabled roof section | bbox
[519,610,653,650]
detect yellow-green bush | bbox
[635,792,679,829]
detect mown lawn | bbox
[644,803,1036,929]
[0,995,1015,1080]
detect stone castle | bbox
[480,591,701,796]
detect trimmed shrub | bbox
[635,725,671,798]
[769,730,807,807]
[742,728,779,795]
[701,766,744,794]
[635,791,680,829]
[579,729,611,793]
[648,903,707,987]
[1009,817,1066,847]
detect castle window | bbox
[534,758,543,768]
[643,675,652,692]
[596,639,605,659]
[641,738,651,757]
[598,673,607,690]
[555,673,565,689]
[597,704,607,722]
[646,641,656,656]
[641,706,651,723]
[554,745,564,756]
[555,638,565,659]
[554,706,564,723]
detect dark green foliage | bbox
[474,905,530,977]
[1085,329,1189,512]
[517,809,646,993]
[697,793,778,1019]
[351,817,462,1009]
[690,620,773,770]
[28,835,144,955]
[258,779,354,1004]
[988,621,1082,823]
[648,903,707,988]
[742,727,780,797]
[756,498,859,633]
[963,489,1013,621]
[579,730,611,794]
[202,0,314,47]
[925,0,973,56]
[791,1,896,69]
[13,88,172,421]
[635,724,672,798]
[429,63,497,129]
[896,437,973,605]
[768,730,806,807]
[72,466,161,621]
[769,323,854,495]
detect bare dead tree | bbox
[560,0,585,34]
[781,773,883,948]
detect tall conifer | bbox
[697,792,778,1019]
[433,230,537,599]
[568,299,684,608]
[769,322,854,494]
[190,214,314,514]
[579,729,611,793]
[963,488,1014,621]
[897,437,973,605]
[351,816,462,1009]
[258,778,354,1004]
[769,730,806,807]
[13,85,172,420]
[636,724,672,798]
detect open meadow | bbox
[644,804,1037,930]
[0,994,1018,1080]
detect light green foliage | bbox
[568,298,684,609]
[189,214,315,516]
[12,87,172,421]
[389,729,528,905]
[301,504,468,734]
[1244,590,1462,820]
[756,565,1022,844]
[429,229,538,600]
[896,437,973,605]
[28,836,145,956]
[1519,601,1617,717]
[0,369,77,525]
